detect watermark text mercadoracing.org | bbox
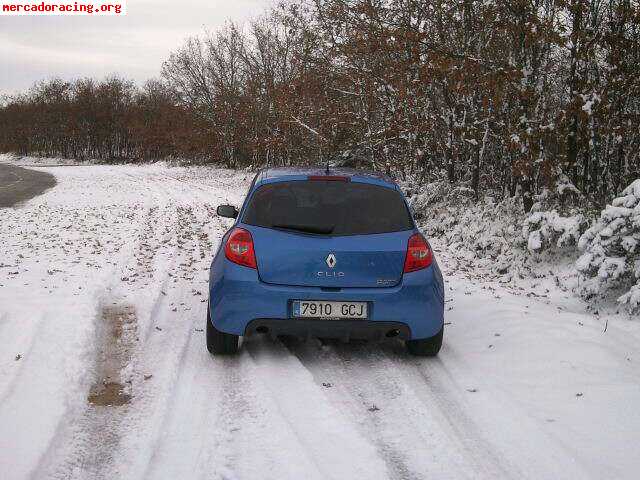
[1,0,125,15]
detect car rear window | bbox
[242,180,414,235]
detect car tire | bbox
[206,304,239,355]
[406,327,443,357]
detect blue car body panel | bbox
[208,167,445,341]
[251,226,410,288]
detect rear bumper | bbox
[209,256,445,340]
[245,318,411,342]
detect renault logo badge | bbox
[326,253,337,268]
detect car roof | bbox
[253,167,399,190]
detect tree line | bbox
[0,78,213,162]
[1,0,639,209]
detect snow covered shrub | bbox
[400,172,594,280]
[400,176,523,275]
[576,179,640,311]
[522,175,590,253]
[522,211,588,252]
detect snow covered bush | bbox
[401,172,594,282]
[522,211,588,252]
[576,179,640,311]
[522,175,590,253]
[401,176,523,275]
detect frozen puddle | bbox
[87,304,137,407]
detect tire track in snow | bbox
[282,338,430,480]
[88,181,233,479]
[32,172,208,480]
[36,304,138,480]
[284,337,505,480]
[22,196,158,480]
[242,338,390,480]
[380,345,520,479]
[192,357,257,480]
[133,215,218,474]
[95,202,207,479]
[129,177,322,480]
[408,339,593,480]
[139,347,296,480]
[296,341,422,480]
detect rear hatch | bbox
[241,178,415,288]
[250,226,411,288]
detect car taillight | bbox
[404,233,432,273]
[225,227,257,269]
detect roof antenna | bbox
[325,159,330,175]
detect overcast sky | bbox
[0,0,269,95]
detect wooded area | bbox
[1,0,639,209]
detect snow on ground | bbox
[0,153,97,167]
[1,163,639,480]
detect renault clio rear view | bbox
[208,167,445,356]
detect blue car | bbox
[208,167,445,356]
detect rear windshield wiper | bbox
[272,223,335,235]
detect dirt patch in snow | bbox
[87,304,137,407]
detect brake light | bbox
[404,233,432,273]
[225,228,257,269]
[307,175,350,182]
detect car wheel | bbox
[406,327,443,357]
[206,304,239,355]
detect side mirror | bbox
[217,204,238,219]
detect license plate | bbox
[292,300,368,319]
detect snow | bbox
[619,284,640,310]
[1,163,640,479]
[0,153,93,166]
[580,93,601,116]
[527,229,542,251]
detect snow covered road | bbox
[1,164,639,480]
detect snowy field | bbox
[1,163,639,480]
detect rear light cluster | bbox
[404,233,432,273]
[225,227,257,269]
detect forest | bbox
[1,0,639,209]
